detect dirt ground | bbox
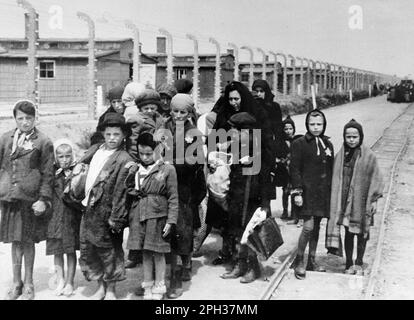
[372,120,414,299]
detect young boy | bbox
[290,109,334,280]
[0,100,54,300]
[78,113,133,300]
[46,139,82,297]
[326,119,384,275]
[157,83,177,120]
[126,132,178,300]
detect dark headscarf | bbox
[343,118,364,146]
[282,115,296,140]
[305,108,327,137]
[213,81,258,130]
[343,118,364,162]
[252,79,275,103]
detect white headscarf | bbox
[122,82,146,122]
[53,138,76,174]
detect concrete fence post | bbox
[287,54,296,95]
[296,56,304,95]
[77,11,96,120]
[257,47,267,80]
[159,28,174,85]
[228,43,239,81]
[241,46,254,90]
[269,51,278,97]
[17,0,39,111]
[187,34,200,111]
[125,20,141,83]
[209,37,221,102]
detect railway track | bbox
[260,103,414,300]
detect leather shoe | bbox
[181,268,192,282]
[220,259,247,279]
[124,260,138,269]
[4,281,23,300]
[306,257,326,272]
[294,256,306,280]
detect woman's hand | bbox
[294,195,303,207]
[163,223,172,238]
[32,200,47,216]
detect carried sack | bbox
[247,217,284,260]
[206,151,232,211]
[66,162,89,202]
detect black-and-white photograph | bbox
[0,0,413,303]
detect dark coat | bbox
[47,165,82,249]
[79,144,133,248]
[290,110,334,217]
[0,127,54,203]
[164,118,206,255]
[125,161,179,249]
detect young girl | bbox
[0,100,54,300]
[126,132,178,300]
[326,119,384,275]
[290,109,334,280]
[46,139,82,297]
[78,113,133,300]
[277,116,303,224]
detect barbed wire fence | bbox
[0,0,400,119]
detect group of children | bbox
[0,77,384,300]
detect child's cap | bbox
[157,83,177,99]
[174,79,193,94]
[53,138,76,162]
[227,112,257,129]
[134,89,161,109]
[137,131,158,150]
[107,85,125,101]
[343,118,364,145]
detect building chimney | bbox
[227,49,234,55]
[24,12,39,40]
[156,37,166,54]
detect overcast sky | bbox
[0,0,413,78]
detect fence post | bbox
[296,56,304,95]
[310,59,316,90]
[323,62,328,91]
[279,53,288,95]
[159,28,174,85]
[241,46,254,90]
[77,11,96,120]
[228,43,239,81]
[187,34,199,112]
[287,54,296,95]
[303,58,311,95]
[269,51,278,97]
[17,0,39,111]
[257,47,267,80]
[209,37,221,102]
[125,20,141,83]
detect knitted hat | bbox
[343,118,364,146]
[174,79,193,94]
[227,112,257,129]
[107,85,125,101]
[170,93,195,112]
[157,83,177,98]
[134,89,161,109]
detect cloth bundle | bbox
[206,151,232,211]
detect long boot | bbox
[220,258,247,279]
[166,268,183,299]
[293,255,306,280]
[240,256,261,283]
[306,255,326,272]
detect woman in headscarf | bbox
[205,81,273,266]
[162,94,206,299]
